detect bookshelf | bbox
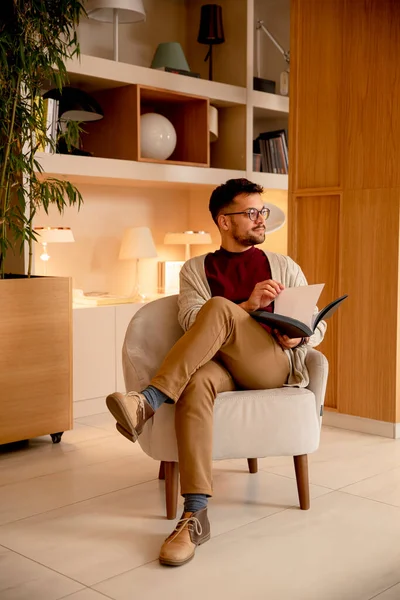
[36,0,290,191]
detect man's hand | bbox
[240,280,284,313]
[274,330,309,350]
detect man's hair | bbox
[209,178,264,225]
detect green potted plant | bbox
[0,0,86,445]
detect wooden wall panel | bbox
[290,0,343,192]
[292,194,340,409]
[342,0,400,190]
[290,0,400,424]
[338,189,399,421]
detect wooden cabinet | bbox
[289,0,400,432]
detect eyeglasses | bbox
[222,207,271,222]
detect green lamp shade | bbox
[151,42,190,71]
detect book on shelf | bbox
[254,129,288,175]
[155,66,200,78]
[35,97,59,153]
[253,153,262,172]
[251,284,348,338]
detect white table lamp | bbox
[34,227,75,275]
[86,0,146,62]
[164,230,212,261]
[119,226,157,301]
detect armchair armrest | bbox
[305,349,329,416]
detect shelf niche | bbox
[82,84,209,168]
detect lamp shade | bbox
[43,87,103,122]
[86,0,146,22]
[119,227,157,260]
[209,105,218,142]
[34,227,75,243]
[164,231,212,245]
[197,4,225,45]
[151,42,190,71]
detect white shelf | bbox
[250,171,288,190]
[35,153,246,189]
[251,90,289,119]
[65,54,247,108]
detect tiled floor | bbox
[2,415,400,599]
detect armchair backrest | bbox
[122,295,183,392]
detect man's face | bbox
[219,193,267,247]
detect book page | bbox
[274,284,325,328]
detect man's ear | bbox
[217,214,230,231]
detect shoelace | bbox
[166,516,203,544]
[125,392,146,420]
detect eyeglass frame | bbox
[222,207,271,222]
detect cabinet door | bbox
[115,303,145,392]
[73,306,116,402]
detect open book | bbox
[251,284,348,338]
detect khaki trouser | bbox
[150,297,290,496]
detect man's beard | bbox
[232,225,266,246]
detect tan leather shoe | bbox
[159,508,210,567]
[106,391,154,442]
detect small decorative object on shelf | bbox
[197,4,225,81]
[34,226,75,275]
[158,260,185,295]
[151,42,189,71]
[255,19,290,96]
[253,77,276,94]
[86,0,146,62]
[209,105,218,142]
[140,113,177,160]
[119,226,158,301]
[43,87,103,155]
[151,42,200,78]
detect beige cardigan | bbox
[177,250,327,388]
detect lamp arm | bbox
[256,20,290,69]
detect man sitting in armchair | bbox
[106,178,326,567]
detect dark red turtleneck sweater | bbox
[204,246,274,332]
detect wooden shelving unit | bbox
[37,51,289,189]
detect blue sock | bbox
[141,385,171,411]
[183,493,208,513]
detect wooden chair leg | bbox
[164,461,179,520]
[293,454,310,510]
[158,461,165,480]
[247,458,258,474]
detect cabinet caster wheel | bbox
[50,432,64,444]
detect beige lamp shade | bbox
[86,0,146,22]
[34,227,75,243]
[209,105,218,142]
[119,226,157,260]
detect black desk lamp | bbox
[197,4,225,81]
[43,87,104,155]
